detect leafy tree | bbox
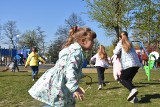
[106,45,114,57]
[132,0,160,46]
[3,20,20,48]
[85,0,136,41]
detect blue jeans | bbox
[30,66,39,79]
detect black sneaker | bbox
[130,97,138,103]
[127,89,138,101]
[103,82,106,86]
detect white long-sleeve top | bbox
[113,40,141,70]
[90,53,108,68]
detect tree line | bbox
[0,0,159,63]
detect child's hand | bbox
[73,87,85,101]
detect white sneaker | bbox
[130,97,138,103]
[98,85,102,90]
[32,79,35,81]
[127,88,138,101]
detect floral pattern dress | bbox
[28,42,84,107]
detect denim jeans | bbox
[30,66,39,79]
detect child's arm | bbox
[38,56,46,64]
[90,54,97,64]
[25,55,31,67]
[90,54,96,61]
[113,41,122,55]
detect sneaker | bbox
[103,82,106,86]
[98,85,102,90]
[127,88,138,101]
[32,79,35,81]
[130,97,138,103]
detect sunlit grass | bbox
[0,68,160,107]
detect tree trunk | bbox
[114,26,120,43]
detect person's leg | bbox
[30,66,36,80]
[120,67,139,101]
[96,66,103,90]
[34,66,39,79]
[100,67,105,82]
[13,65,16,72]
[17,65,19,72]
[120,67,139,91]
[128,67,139,88]
[96,66,101,85]
[100,67,106,86]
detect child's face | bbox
[81,37,94,50]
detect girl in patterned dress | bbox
[28,26,96,107]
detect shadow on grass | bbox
[139,94,160,103]
[104,86,122,90]
[90,81,116,85]
[0,74,31,77]
[138,82,160,85]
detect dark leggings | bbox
[120,67,139,91]
[96,66,105,85]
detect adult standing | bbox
[25,47,46,81]
[113,31,141,103]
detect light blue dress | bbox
[28,42,84,107]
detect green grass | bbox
[0,68,160,107]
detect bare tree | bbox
[65,13,85,28]
[48,13,86,63]
[3,20,20,48]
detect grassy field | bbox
[0,68,160,107]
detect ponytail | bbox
[120,31,132,52]
[63,26,79,48]
[98,45,108,61]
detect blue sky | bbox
[0,0,112,48]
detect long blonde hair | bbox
[120,31,132,52]
[63,26,96,48]
[98,45,108,62]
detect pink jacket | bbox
[112,55,122,81]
